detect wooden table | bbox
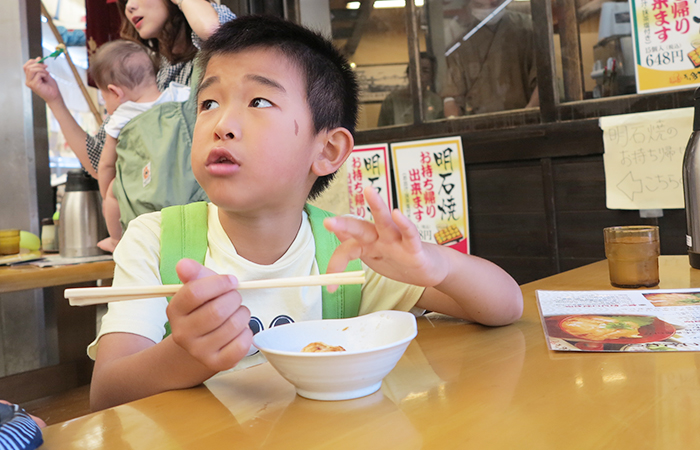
[0,258,115,403]
[0,258,115,293]
[41,256,700,449]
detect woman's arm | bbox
[24,58,96,178]
[176,0,220,40]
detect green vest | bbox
[158,202,363,337]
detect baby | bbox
[89,40,190,252]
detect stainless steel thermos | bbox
[58,169,108,257]
[683,88,700,268]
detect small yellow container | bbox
[0,229,21,255]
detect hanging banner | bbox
[85,0,122,87]
[630,0,700,93]
[345,144,393,220]
[391,137,469,254]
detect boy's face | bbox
[192,48,325,213]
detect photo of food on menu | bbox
[536,289,700,352]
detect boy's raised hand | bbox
[167,259,253,372]
[324,186,449,290]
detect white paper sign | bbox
[600,108,692,209]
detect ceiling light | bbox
[346,0,424,9]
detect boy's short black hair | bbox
[197,15,359,200]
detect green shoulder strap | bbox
[159,201,209,337]
[158,202,362,338]
[304,204,363,320]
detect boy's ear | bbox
[311,127,354,176]
[107,84,125,101]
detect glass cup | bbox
[604,226,660,288]
[0,229,20,255]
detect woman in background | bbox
[24,0,235,176]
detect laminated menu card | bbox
[536,289,700,352]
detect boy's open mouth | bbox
[205,148,239,173]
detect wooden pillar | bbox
[556,0,585,101]
[531,0,560,122]
[404,0,423,124]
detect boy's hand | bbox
[23,58,62,104]
[166,259,252,372]
[324,187,449,290]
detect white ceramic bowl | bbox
[253,310,417,401]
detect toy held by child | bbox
[88,15,524,411]
[88,40,190,252]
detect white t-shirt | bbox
[104,82,191,139]
[89,204,425,370]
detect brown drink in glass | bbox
[604,226,660,288]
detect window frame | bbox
[313,0,696,147]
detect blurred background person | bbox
[441,0,538,117]
[377,52,444,126]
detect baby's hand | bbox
[166,259,252,372]
[324,187,449,289]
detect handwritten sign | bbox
[391,137,469,254]
[600,108,692,209]
[345,144,393,220]
[630,0,700,93]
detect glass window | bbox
[426,0,539,117]
[331,0,540,129]
[557,0,636,100]
[331,1,413,130]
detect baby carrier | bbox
[112,68,208,230]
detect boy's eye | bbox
[199,99,219,111]
[250,98,272,108]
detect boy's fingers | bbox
[326,239,362,292]
[189,306,252,371]
[176,258,218,283]
[362,186,393,226]
[324,216,378,245]
[216,327,254,371]
[186,290,243,332]
[363,187,402,240]
[392,208,422,248]
[171,259,239,314]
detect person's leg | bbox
[97,179,122,253]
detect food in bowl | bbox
[560,315,642,340]
[301,342,346,352]
[253,310,417,401]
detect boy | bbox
[90,40,190,252]
[89,16,523,411]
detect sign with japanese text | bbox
[391,137,469,254]
[345,144,393,220]
[630,0,700,92]
[600,108,692,209]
